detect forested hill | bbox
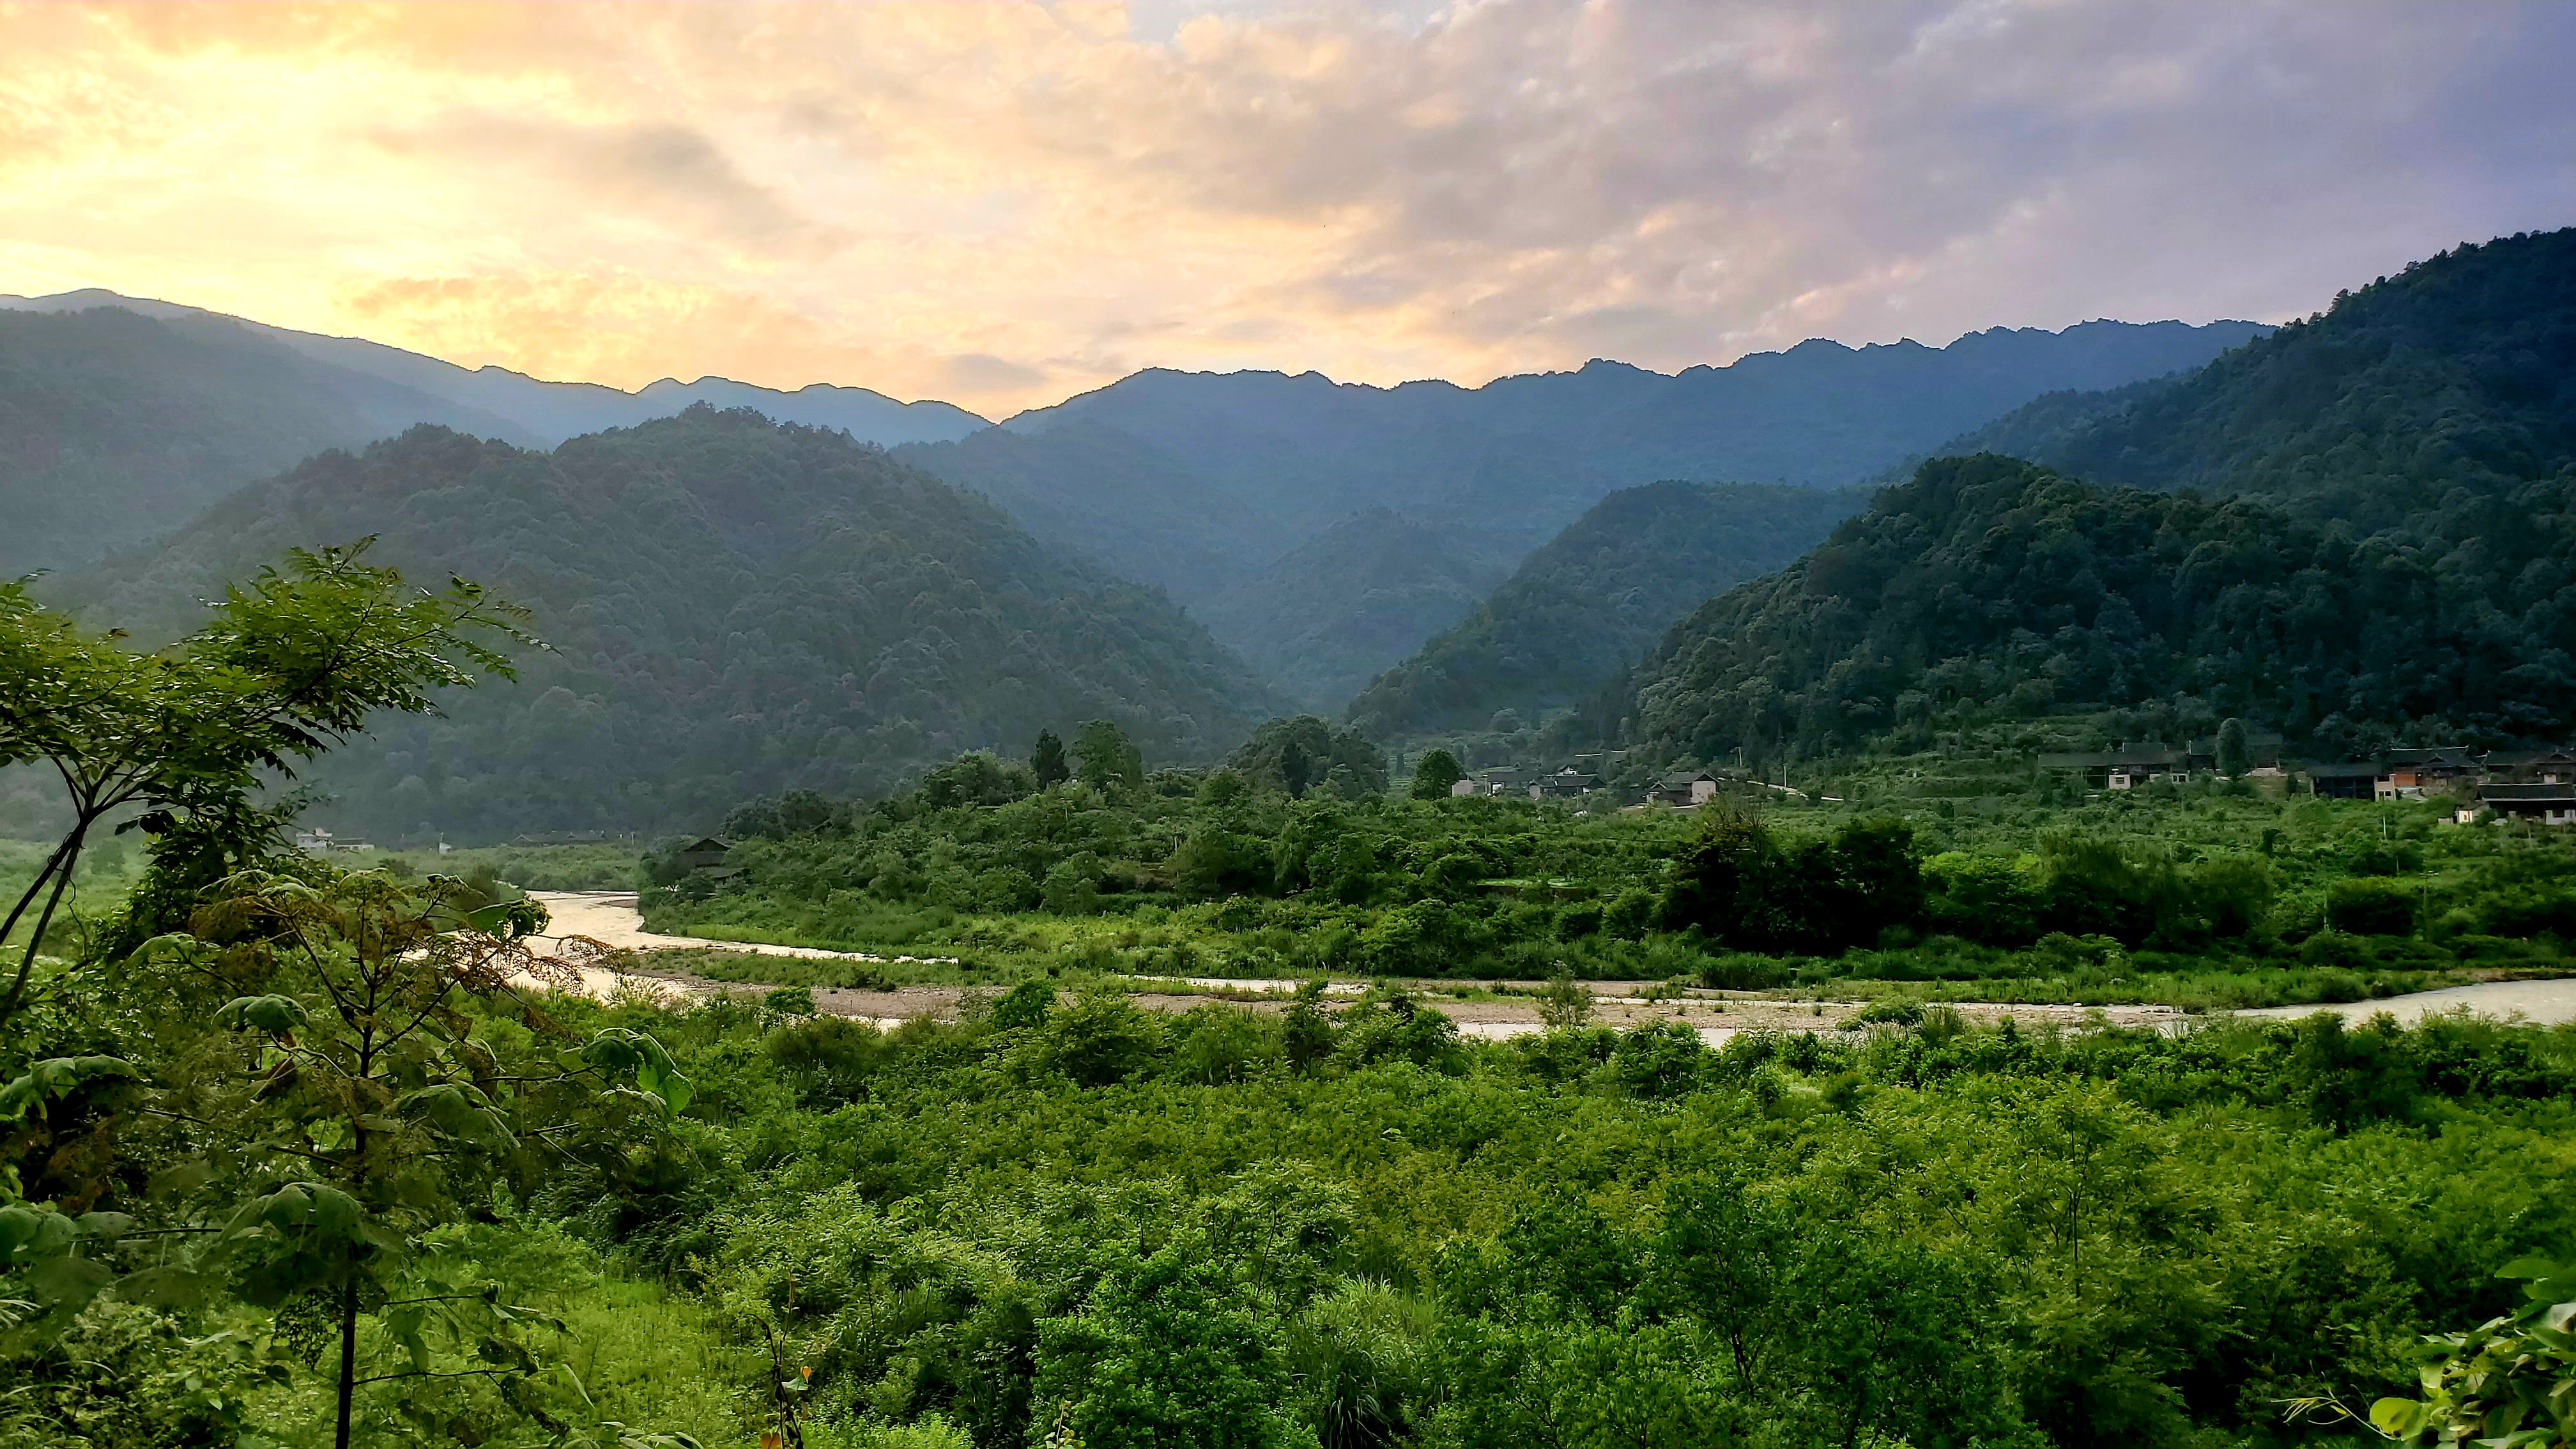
[54,408,1275,838]
[0,307,532,574]
[1600,454,2576,765]
[1349,481,1866,739]
[1936,227,2576,532]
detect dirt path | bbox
[529,891,952,964]
[2232,977,2576,1026]
[523,893,2576,1036]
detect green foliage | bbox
[2294,1257,2576,1446]
[2217,717,2252,777]
[1031,730,1070,788]
[1228,716,1389,799]
[1,540,526,1030]
[1074,721,1146,794]
[1408,749,1464,800]
[1662,811,1926,954]
[1607,450,2576,765]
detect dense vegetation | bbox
[1597,452,2576,767]
[45,408,1278,841]
[10,549,2576,1449]
[1349,482,1865,740]
[14,861,2576,1448]
[630,734,2576,1017]
[1942,227,2576,533]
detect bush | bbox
[2328,878,2418,936]
[992,978,1057,1031]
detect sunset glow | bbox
[4,0,2571,415]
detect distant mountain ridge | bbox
[900,318,2266,712]
[51,408,1273,838]
[987,321,2269,540]
[0,289,990,447]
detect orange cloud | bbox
[2,1,2570,417]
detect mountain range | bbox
[4,293,2266,724]
[34,251,2520,835]
[897,319,2266,703]
[1602,227,2576,768]
[0,289,988,573]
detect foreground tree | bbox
[155,870,691,1449]
[0,541,530,1031]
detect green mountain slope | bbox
[1611,231,2576,766]
[55,408,1275,838]
[1191,510,1544,714]
[1601,454,2576,764]
[0,307,531,573]
[1939,227,2576,531]
[1349,481,1866,738]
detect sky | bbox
[3,1,2572,420]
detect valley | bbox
[8,222,2576,1449]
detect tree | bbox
[1281,740,1312,800]
[1032,729,1070,787]
[1073,721,1142,793]
[157,869,691,1449]
[2216,717,2251,777]
[1409,749,1464,799]
[0,541,528,1034]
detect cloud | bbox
[367,113,847,257]
[3,0,2572,417]
[936,352,1050,395]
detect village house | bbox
[1529,767,1597,799]
[2377,746,2483,799]
[2036,747,2195,790]
[674,836,744,883]
[2472,783,2576,825]
[2301,762,2382,800]
[2482,748,2576,785]
[1646,770,1720,808]
[1452,765,1542,797]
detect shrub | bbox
[2328,878,2418,936]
